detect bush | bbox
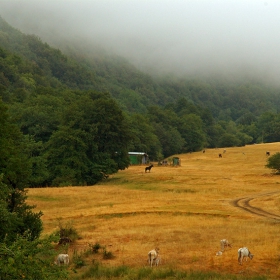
[72,250,86,269]
[266,152,280,173]
[56,219,80,244]
[89,242,101,253]
[102,247,114,259]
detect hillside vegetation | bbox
[1,16,280,187]
[27,143,280,279]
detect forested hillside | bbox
[1,15,280,187]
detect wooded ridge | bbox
[1,15,280,187]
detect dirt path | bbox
[230,191,280,220]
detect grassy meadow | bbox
[27,143,280,279]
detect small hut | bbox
[128,152,149,165]
[172,157,181,166]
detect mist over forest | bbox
[1,0,280,83]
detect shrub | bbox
[56,219,80,244]
[72,250,86,269]
[266,152,280,173]
[102,246,114,259]
[89,242,101,253]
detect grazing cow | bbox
[220,239,232,252]
[148,248,159,267]
[219,153,222,158]
[238,247,254,265]
[55,254,69,266]
[145,164,153,173]
[202,149,205,153]
[266,151,270,156]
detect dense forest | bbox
[1,15,280,188]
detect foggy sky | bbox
[1,0,280,81]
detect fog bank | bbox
[1,0,280,82]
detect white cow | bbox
[238,247,254,265]
[148,248,159,267]
[220,239,232,252]
[56,254,69,266]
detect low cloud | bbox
[1,0,280,82]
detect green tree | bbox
[46,125,94,186]
[147,105,178,128]
[0,99,42,241]
[12,92,63,143]
[128,113,162,160]
[178,114,206,152]
[205,123,225,148]
[0,174,16,241]
[118,89,147,113]
[46,92,132,186]
[238,123,258,144]
[218,133,241,148]
[174,97,199,116]
[0,98,67,279]
[256,112,276,143]
[236,132,253,146]
[152,122,185,158]
[266,152,280,174]
[25,137,50,187]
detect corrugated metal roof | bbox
[128,152,147,155]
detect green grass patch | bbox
[78,263,269,280]
[28,195,59,202]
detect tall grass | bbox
[79,263,268,280]
[27,143,280,279]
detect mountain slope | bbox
[1,15,280,119]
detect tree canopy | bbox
[1,15,280,186]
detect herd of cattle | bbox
[216,239,254,266]
[55,239,253,268]
[147,239,253,267]
[217,150,270,158]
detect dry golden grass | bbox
[27,143,280,278]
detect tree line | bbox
[1,15,280,188]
